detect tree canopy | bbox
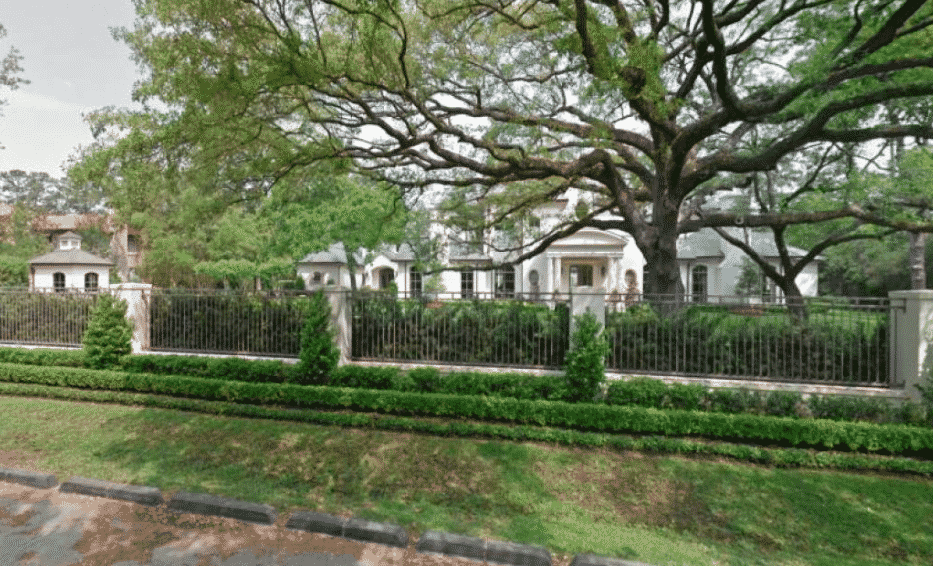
[73,0,933,294]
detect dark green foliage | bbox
[807,395,893,424]
[294,290,340,385]
[0,347,86,367]
[0,292,96,346]
[149,290,309,356]
[563,313,609,403]
[706,388,764,414]
[605,302,889,384]
[351,294,569,367]
[407,367,443,392]
[764,390,804,417]
[605,377,668,408]
[82,294,132,369]
[120,354,294,383]
[327,365,400,389]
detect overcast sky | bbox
[0,0,142,178]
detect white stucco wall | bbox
[32,265,110,291]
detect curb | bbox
[287,511,408,547]
[168,490,278,525]
[0,467,655,566]
[0,466,57,489]
[60,476,164,506]
[417,530,551,566]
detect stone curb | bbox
[167,490,278,525]
[416,530,552,566]
[0,467,58,489]
[60,476,163,506]
[570,554,657,566]
[0,470,655,566]
[286,510,408,547]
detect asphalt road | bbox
[0,481,485,566]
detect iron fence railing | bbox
[605,295,890,385]
[350,291,570,368]
[0,288,99,347]
[148,289,313,357]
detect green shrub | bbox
[82,294,133,369]
[407,367,443,392]
[328,365,400,389]
[706,387,763,414]
[0,347,85,367]
[293,291,339,385]
[764,390,803,417]
[563,313,609,403]
[605,377,668,408]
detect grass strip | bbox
[1,380,930,477]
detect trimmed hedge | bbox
[0,347,926,428]
[0,362,931,457]
[1,380,930,476]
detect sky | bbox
[0,0,142,178]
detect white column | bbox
[888,290,933,401]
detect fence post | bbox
[328,289,352,365]
[570,293,606,333]
[110,283,152,354]
[888,290,933,401]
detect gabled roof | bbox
[29,249,114,266]
[297,242,367,265]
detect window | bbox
[378,268,395,289]
[460,269,474,299]
[84,273,99,292]
[569,264,593,287]
[312,272,323,284]
[410,269,422,297]
[691,265,708,302]
[127,234,139,254]
[495,266,515,298]
[53,272,65,292]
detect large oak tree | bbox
[74,0,933,295]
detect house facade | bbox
[298,201,820,301]
[28,232,113,291]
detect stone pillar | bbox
[571,293,605,331]
[328,289,352,365]
[110,283,152,354]
[888,290,933,401]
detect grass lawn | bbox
[1,395,931,566]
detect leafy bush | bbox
[293,291,340,385]
[121,354,293,384]
[82,294,133,369]
[0,347,85,367]
[407,367,443,392]
[605,377,668,408]
[563,313,609,403]
[328,365,400,389]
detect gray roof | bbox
[298,242,367,265]
[678,228,814,260]
[29,249,114,266]
[677,229,726,260]
[383,243,415,262]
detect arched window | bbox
[84,273,99,292]
[691,265,708,302]
[53,272,66,292]
[377,267,395,289]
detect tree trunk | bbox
[778,280,808,324]
[909,231,926,290]
[346,253,359,292]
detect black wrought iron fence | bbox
[0,288,98,347]
[350,291,570,368]
[605,295,890,385]
[149,289,312,357]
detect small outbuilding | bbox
[28,231,113,292]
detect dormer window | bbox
[57,232,82,251]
